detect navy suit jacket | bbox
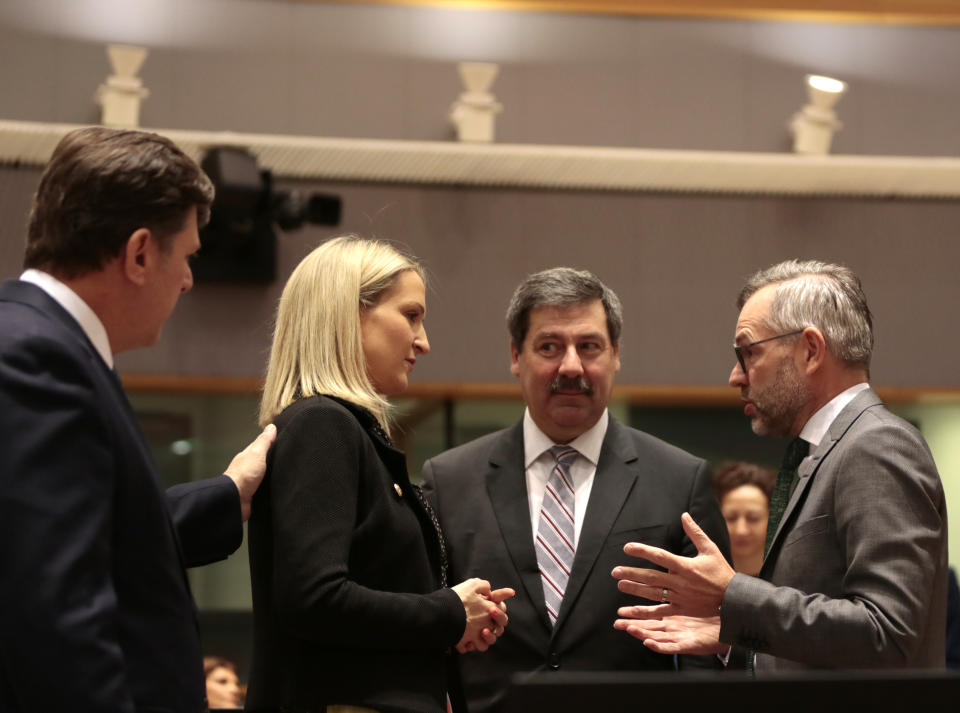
[0,279,241,713]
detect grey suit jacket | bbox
[720,388,948,671]
[422,416,729,713]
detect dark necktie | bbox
[535,446,578,626]
[764,436,810,556]
[748,436,809,676]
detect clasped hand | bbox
[453,579,515,654]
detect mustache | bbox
[550,376,594,395]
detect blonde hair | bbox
[259,236,424,432]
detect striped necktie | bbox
[535,445,578,626]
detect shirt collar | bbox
[20,269,114,368]
[799,382,870,447]
[522,407,609,469]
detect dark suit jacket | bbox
[0,279,242,713]
[946,568,960,670]
[246,395,466,713]
[721,388,948,671]
[421,417,730,713]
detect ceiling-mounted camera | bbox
[192,147,342,283]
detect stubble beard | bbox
[748,357,809,437]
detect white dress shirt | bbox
[20,269,114,368]
[523,408,609,548]
[799,382,871,448]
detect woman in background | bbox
[246,237,512,713]
[713,461,775,576]
[204,656,243,710]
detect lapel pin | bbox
[394,483,403,497]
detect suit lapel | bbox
[554,419,638,632]
[761,388,883,576]
[485,423,550,627]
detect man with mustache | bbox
[612,259,948,672]
[422,267,729,713]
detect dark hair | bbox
[24,126,214,278]
[506,267,623,349]
[713,461,776,503]
[203,656,237,677]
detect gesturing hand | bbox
[610,512,735,618]
[614,612,727,656]
[453,579,515,653]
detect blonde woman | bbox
[246,237,513,713]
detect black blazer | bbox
[246,395,465,713]
[422,418,730,713]
[0,279,242,713]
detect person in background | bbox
[713,461,775,576]
[204,657,243,710]
[246,237,513,713]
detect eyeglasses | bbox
[733,330,804,374]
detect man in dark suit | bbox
[613,259,947,671]
[422,267,729,713]
[0,126,275,712]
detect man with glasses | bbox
[422,267,729,713]
[612,259,948,671]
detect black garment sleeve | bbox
[268,401,464,650]
[167,475,242,568]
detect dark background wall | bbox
[1,0,958,387]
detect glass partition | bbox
[127,389,960,678]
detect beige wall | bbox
[3,2,960,386]
[3,0,959,593]
[3,169,959,388]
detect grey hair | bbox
[738,259,873,370]
[506,267,623,348]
